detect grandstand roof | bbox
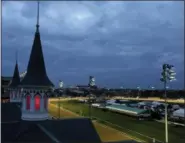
[173,108,185,118]
[106,104,149,115]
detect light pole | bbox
[160,64,176,143]
[88,76,95,120]
[58,80,64,119]
[58,93,60,119]
[89,93,91,119]
[184,90,185,127]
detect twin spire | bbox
[8,50,20,88]
[9,0,53,89]
[19,1,54,87]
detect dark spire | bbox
[9,51,21,88]
[20,1,54,87]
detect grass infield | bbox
[48,102,137,142]
[49,99,185,143]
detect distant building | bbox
[1,76,12,93]
[89,76,95,87]
[59,80,64,88]
[1,71,27,95]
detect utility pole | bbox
[89,93,91,119]
[88,76,95,120]
[164,78,168,143]
[160,64,176,143]
[58,80,64,119]
[58,92,60,119]
[184,90,185,127]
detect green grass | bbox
[50,100,185,143]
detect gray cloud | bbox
[2,1,184,89]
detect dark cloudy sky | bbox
[2,1,184,89]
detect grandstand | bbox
[106,104,150,118]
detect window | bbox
[35,95,40,111]
[26,96,31,110]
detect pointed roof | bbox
[20,2,53,87]
[9,62,21,88]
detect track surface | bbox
[48,102,142,142]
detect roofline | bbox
[18,85,54,89]
[1,76,12,80]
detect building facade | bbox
[19,1,54,121]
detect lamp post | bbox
[88,93,91,119]
[160,64,176,143]
[88,76,95,120]
[58,80,64,119]
[58,93,60,118]
[184,91,185,127]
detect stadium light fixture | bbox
[160,64,176,143]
